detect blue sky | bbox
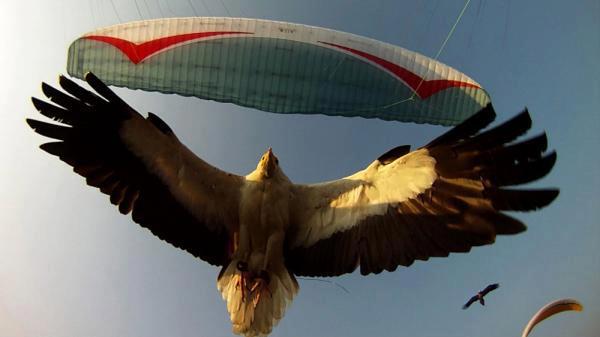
[1,1,598,336]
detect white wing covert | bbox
[289,148,437,248]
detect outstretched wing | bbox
[481,283,500,295]
[286,104,558,276]
[463,295,479,310]
[27,73,244,266]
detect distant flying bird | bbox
[463,283,500,309]
[27,73,558,337]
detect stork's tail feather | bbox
[217,261,298,337]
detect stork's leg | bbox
[247,230,283,305]
[234,224,253,302]
[262,230,284,273]
[237,223,251,263]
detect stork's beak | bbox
[263,147,276,178]
[262,147,273,163]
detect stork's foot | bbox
[257,269,270,285]
[249,270,272,307]
[250,270,270,292]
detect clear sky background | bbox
[1,1,598,336]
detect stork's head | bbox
[248,147,290,182]
[256,147,281,179]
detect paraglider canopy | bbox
[67,17,490,125]
[521,298,583,337]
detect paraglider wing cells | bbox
[67,17,491,126]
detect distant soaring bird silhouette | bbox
[463,283,500,309]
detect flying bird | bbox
[27,73,558,337]
[463,283,500,309]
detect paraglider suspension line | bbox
[381,0,473,110]
[108,0,123,23]
[297,277,350,294]
[411,0,472,101]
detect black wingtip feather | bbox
[58,74,79,93]
[26,118,51,132]
[377,145,411,164]
[31,96,44,112]
[31,96,81,126]
[60,74,107,107]
[489,188,560,211]
[25,118,38,130]
[83,72,96,82]
[549,188,560,202]
[456,109,532,151]
[485,150,557,186]
[427,103,496,148]
[41,82,54,98]
[530,150,558,180]
[40,80,87,112]
[26,118,70,140]
[520,132,548,155]
[147,112,174,135]
[491,212,527,235]
[39,141,64,156]
[84,72,125,106]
